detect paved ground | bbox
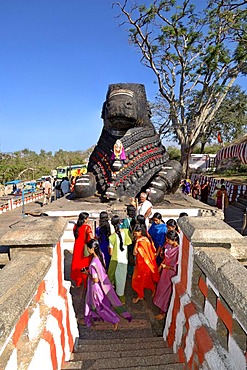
[0,190,246,238]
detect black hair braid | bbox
[116,225,124,251]
[87,239,106,270]
[129,217,137,233]
[99,220,111,240]
[74,212,89,239]
[111,215,124,252]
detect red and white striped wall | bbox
[164,232,247,369]
[1,241,78,370]
[0,192,44,215]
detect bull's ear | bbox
[101,101,106,119]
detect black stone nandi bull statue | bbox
[74,83,182,204]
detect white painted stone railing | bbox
[165,216,247,369]
[0,190,44,214]
[1,210,246,369]
[0,240,78,369]
[191,174,247,204]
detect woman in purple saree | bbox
[83,239,132,330]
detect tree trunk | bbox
[180,144,192,178]
[200,142,206,154]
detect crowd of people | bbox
[42,175,79,206]
[180,177,229,210]
[70,192,187,331]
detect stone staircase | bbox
[61,214,185,370]
[61,269,185,369]
[61,337,184,369]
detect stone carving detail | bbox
[74,83,182,204]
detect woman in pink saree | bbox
[83,239,132,330]
[153,230,179,320]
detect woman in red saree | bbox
[70,212,93,288]
[132,224,160,303]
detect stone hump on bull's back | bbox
[74,83,182,204]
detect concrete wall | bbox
[165,217,247,369]
[0,241,78,370]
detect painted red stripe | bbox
[198,277,208,298]
[167,289,180,347]
[51,307,65,364]
[43,330,58,370]
[59,284,74,351]
[216,298,233,334]
[177,346,186,363]
[195,326,214,364]
[184,302,197,320]
[56,242,74,351]
[180,234,190,290]
[12,309,29,347]
[56,242,63,296]
[35,280,46,303]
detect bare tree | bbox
[114,0,247,175]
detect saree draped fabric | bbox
[70,223,92,288]
[132,236,159,299]
[84,256,132,327]
[153,244,179,314]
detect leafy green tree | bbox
[154,85,247,153]
[0,148,92,183]
[166,146,181,161]
[192,143,222,154]
[115,0,247,175]
[204,85,247,147]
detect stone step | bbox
[76,336,167,353]
[72,346,172,361]
[78,335,165,346]
[61,335,184,369]
[62,361,184,370]
[63,352,183,369]
[78,317,154,340]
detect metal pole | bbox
[21,186,25,216]
[242,211,247,235]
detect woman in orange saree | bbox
[132,224,160,303]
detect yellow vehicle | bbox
[56,164,87,179]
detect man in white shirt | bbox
[42,178,52,206]
[137,192,153,228]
